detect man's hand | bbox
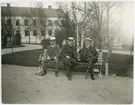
[76,48,80,53]
[47,56,50,60]
[66,55,70,59]
[54,56,57,61]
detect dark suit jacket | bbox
[80,45,98,63]
[47,44,61,60]
[60,44,77,60]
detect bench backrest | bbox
[77,51,103,62]
[96,52,103,65]
[97,52,103,63]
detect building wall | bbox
[2,16,61,44]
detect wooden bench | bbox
[46,51,104,78]
[77,52,103,78]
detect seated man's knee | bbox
[71,58,77,64]
[63,58,71,67]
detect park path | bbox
[2,64,133,104]
[1,44,133,55]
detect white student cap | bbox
[50,37,56,40]
[85,37,91,41]
[68,37,74,41]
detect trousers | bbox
[43,59,58,73]
[82,56,97,75]
[62,57,77,77]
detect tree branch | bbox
[109,4,120,16]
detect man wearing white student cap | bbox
[80,37,98,80]
[67,37,75,46]
[40,36,61,77]
[50,36,55,40]
[61,37,78,81]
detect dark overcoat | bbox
[47,44,61,60]
[80,45,98,63]
[60,44,77,60]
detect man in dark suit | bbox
[80,38,98,80]
[61,37,78,81]
[37,37,61,77]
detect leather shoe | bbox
[68,77,72,81]
[55,72,58,77]
[91,75,95,80]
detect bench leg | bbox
[98,65,102,78]
[35,66,41,75]
[95,73,99,79]
[105,63,108,76]
[85,69,89,79]
[55,60,58,77]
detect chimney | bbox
[7,3,10,7]
[48,5,52,9]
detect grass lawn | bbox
[2,44,25,49]
[2,49,133,77]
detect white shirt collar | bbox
[51,44,56,47]
[86,45,90,48]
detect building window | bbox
[2,18,4,26]
[25,30,29,36]
[41,30,45,36]
[48,20,52,26]
[48,30,52,36]
[54,20,59,26]
[33,30,37,36]
[40,19,44,26]
[24,19,28,26]
[16,30,20,34]
[7,19,12,25]
[16,19,20,25]
[33,19,36,26]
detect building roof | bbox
[1,6,64,18]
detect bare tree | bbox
[2,3,20,45]
[29,2,48,44]
[57,2,122,69]
[56,2,76,43]
[73,2,122,58]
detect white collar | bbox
[51,44,56,47]
[86,45,90,48]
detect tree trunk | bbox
[106,2,112,63]
[36,35,37,44]
[81,29,84,48]
[29,31,30,44]
[76,24,79,48]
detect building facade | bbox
[1,5,64,44]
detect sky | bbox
[1,0,58,8]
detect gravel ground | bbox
[2,64,133,104]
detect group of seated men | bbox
[36,36,98,81]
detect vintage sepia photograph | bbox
[1,0,134,104]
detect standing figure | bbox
[37,37,61,77]
[80,38,98,80]
[61,37,78,81]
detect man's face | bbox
[50,40,56,45]
[44,49,47,54]
[67,40,73,46]
[85,40,91,46]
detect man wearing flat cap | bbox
[39,36,61,77]
[61,37,78,81]
[80,37,98,80]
